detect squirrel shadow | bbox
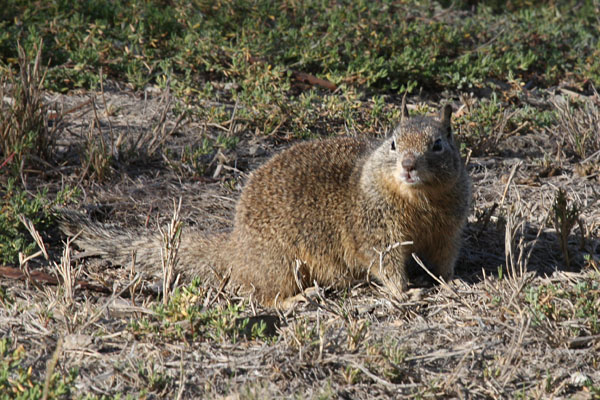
[455,213,597,286]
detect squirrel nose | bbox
[402,154,416,171]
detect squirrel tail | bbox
[57,209,227,282]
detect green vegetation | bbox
[455,93,557,155]
[3,0,599,92]
[526,275,600,337]
[0,338,76,399]
[0,178,79,265]
[1,0,598,140]
[168,134,240,177]
[129,278,275,343]
[0,179,53,264]
[2,0,597,167]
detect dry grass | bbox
[0,40,59,169]
[79,73,186,182]
[1,86,600,399]
[552,93,600,161]
[3,248,598,398]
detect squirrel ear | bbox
[440,104,452,135]
[400,93,409,122]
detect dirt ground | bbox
[1,82,600,399]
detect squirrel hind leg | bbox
[225,239,303,307]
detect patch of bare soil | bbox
[1,84,599,399]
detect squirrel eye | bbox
[391,139,396,151]
[432,138,443,152]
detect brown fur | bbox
[60,105,471,307]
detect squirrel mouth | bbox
[400,171,421,185]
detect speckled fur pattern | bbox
[60,106,471,307]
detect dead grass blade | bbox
[82,98,112,181]
[98,68,116,159]
[53,238,77,305]
[411,253,475,313]
[159,198,183,305]
[144,85,186,156]
[19,214,49,261]
[81,273,144,331]
[338,356,400,390]
[42,336,63,400]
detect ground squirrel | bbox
[60,99,471,307]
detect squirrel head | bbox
[388,102,462,190]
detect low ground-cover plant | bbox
[2,1,598,93]
[0,338,77,399]
[0,179,54,265]
[526,275,600,339]
[0,179,79,265]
